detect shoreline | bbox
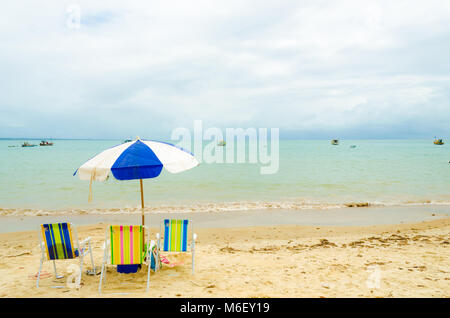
[2,200,450,215]
[0,204,448,234]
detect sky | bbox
[0,0,449,139]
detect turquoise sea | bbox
[0,139,449,215]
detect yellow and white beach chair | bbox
[156,219,197,274]
[98,225,152,294]
[37,222,95,288]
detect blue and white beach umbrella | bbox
[74,138,199,227]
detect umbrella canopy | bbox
[75,139,198,182]
[74,138,199,233]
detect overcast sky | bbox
[1,0,449,139]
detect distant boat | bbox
[331,139,339,145]
[39,140,53,146]
[22,142,37,147]
[350,145,357,148]
[433,137,444,145]
[124,139,132,143]
[217,140,226,146]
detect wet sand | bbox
[0,204,448,233]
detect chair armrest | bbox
[79,236,91,248]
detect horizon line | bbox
[0,137,445,141]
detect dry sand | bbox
[0,218,448,298]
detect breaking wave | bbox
[1,199,449,216]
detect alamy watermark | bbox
[366,264,381,289]
[66,4,81,29]
[171,120,279,174]
[66,264,81,289]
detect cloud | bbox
[0,0,449,139]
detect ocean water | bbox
[0,139,449,215]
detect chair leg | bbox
[78,255,84,288]
[53,260,63,279]
[98,260,105,295]
[99,243,108,295]
[146,262,151,292]
[104,246,109,282]
[145,243,151,292]
[156,239,160,272]
[155,249,160,272]
[88,241,96,273]
[36,258,43,288]
[192,243,195,274]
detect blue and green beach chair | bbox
[37,222,95,288]
[156,219,197,274]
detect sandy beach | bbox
[0,211,448,298]
[3,0,450,304]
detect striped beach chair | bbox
[37,222,95,288]
[156,219,197,274]
[98,225,151,294]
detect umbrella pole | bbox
[140,179,145,252]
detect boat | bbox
[350,145,357,148]
[217,140,226,146]
[433,137,444,145]
[331,139,339,145]
[22,142,37,147]
[39,140,53,146]
[124,139,132,143]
